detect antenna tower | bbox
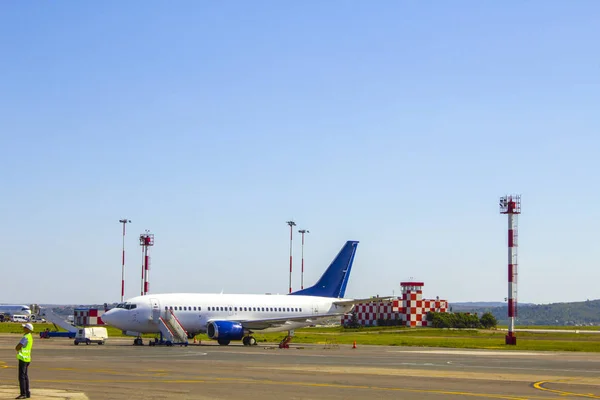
[499,195,521,345]
[298,229,309,289]
[139,230,154,296]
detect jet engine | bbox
[206,320,245,341]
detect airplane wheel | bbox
[249,336,257,346]
[217,339,230,346]
[242,337,249,346]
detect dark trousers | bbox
[18,359,30,396]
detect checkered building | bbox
[74,308,106,326]
[341,282,448,327]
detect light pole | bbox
[286,220,296,293]
[119,219,131,303]
[298,229,309,290]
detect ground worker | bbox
[15,323,33,399]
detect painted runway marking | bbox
[393,350,551,356]
[533,380,600,399]
[32,377,533,399]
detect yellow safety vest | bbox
[17,333,32,362]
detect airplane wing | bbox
[332,297,394,306]
[235,313,347,331]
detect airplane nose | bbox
[101,311,113,325]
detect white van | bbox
[74,327,108,345]
[12,315,29,323]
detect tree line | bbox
[343,311,498,329]
[426,311,498,329]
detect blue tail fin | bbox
[289,241,358,298]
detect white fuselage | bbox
[0,305,31,315]
[103,293,353,335]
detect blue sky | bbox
[1,1,598,305]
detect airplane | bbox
[0,304,31,316]
[102,240,372,346]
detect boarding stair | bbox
[156,310,189,346]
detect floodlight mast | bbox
[286,220,296,293]
[119,219,131,302]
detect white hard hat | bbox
[22,323,34,332]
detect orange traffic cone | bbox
[352,340,357,349]
[193,337,197,344]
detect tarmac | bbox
[1,334,600,399]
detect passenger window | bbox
[184,307,187,311]
[229,307,232,311]
[234,307,237,311]
[300,308,302,312]
[220,307,224,311]
[199,307,202,311]
[244,307,247,311]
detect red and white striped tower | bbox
[286,220,296,293]
[298,229,309,290]
[119,219,131,302]
[499,195,521,345]
[139,231,154,296]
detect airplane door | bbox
[149,298,160,321]
[312,303,319,315]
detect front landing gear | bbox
[243,336,257,346]
[133,337,143,346]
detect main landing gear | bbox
[133,337,143,346]
[242,336,257,346]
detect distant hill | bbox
[452,302,534,309]
[450,299,600,326]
